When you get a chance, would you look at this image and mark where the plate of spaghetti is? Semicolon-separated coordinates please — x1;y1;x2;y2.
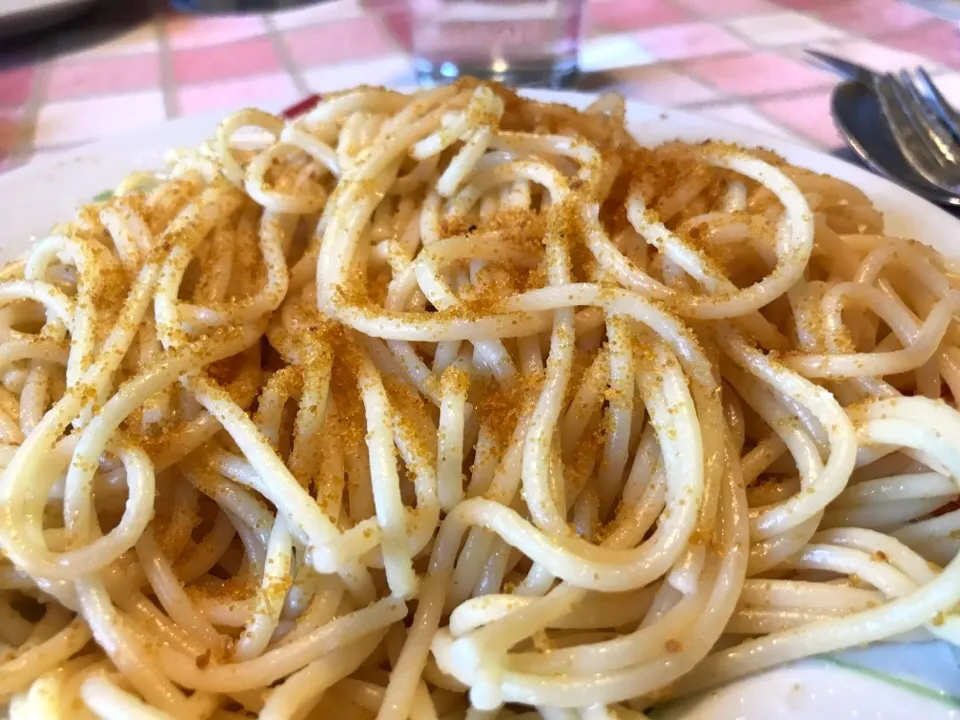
1;81;959;720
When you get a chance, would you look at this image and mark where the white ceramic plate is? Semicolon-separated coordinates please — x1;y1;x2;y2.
1;89;959;719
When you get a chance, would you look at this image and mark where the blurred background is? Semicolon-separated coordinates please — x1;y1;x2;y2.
1;0;960;172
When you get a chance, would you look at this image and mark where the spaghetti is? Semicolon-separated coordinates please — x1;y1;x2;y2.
0;80;959;719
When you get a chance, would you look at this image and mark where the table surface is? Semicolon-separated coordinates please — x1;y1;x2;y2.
1;0;959;173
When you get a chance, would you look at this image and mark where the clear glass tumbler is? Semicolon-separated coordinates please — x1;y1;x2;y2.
409;0;585;88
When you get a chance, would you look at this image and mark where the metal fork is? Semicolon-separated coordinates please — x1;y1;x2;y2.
875;68;960;193
806;49;960;197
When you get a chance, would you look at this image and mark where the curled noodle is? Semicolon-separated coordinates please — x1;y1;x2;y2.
1;80;959;719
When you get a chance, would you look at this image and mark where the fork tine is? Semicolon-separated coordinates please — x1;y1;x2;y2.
890;73;960;188
912;66;960;141
874;73;960;192
888;74;960;187
886;76;944;167
895;70;960;168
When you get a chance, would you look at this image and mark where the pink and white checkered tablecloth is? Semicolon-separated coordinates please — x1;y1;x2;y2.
1;0;959;173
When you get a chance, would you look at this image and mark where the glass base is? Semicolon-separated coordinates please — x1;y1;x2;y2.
413;57;580;89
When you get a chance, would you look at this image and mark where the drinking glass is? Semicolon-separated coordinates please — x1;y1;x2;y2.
408;0;585;88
